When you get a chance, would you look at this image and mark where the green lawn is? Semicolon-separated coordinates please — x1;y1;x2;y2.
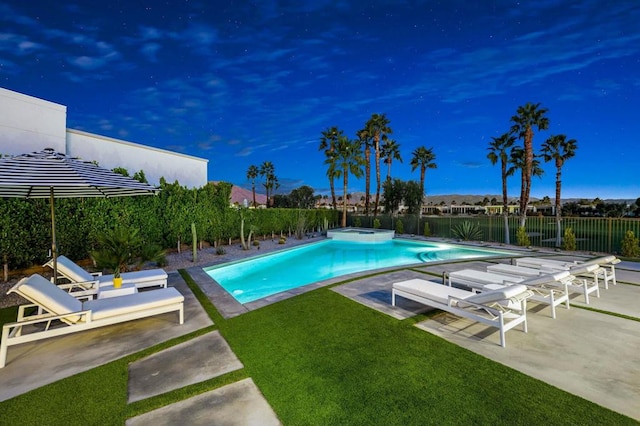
0;271;637;425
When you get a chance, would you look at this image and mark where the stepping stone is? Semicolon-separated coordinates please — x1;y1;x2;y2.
128;331;242;402
126;378;281;426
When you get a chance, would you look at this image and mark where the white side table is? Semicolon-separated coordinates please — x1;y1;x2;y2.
98;283;138;299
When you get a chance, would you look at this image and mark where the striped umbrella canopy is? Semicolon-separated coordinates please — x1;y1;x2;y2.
0;148;159;282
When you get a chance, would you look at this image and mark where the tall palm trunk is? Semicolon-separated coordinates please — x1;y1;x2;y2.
251;185;256;207
330;178;337;210
501;160;510;244
521;127;534;227
342;168;349;227
420;167;426;215
555;160;562;247
386;160;392;181
373;136;381;218
364;148;370;216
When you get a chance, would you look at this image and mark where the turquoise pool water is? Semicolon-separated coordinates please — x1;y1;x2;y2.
204;239;511;304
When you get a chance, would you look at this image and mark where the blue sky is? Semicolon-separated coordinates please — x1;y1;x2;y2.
1;1;639;200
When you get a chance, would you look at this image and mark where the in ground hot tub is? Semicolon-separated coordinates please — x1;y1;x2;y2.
327;227;395;242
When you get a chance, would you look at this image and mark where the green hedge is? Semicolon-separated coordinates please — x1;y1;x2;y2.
0;181;339;271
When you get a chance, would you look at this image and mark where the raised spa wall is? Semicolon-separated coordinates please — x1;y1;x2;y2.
327;227;395;242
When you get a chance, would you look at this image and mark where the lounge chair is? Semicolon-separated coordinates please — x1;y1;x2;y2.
514;256;619;289
445;269;571;319
0;274;183;368
44;255;168;298
391;279;532;347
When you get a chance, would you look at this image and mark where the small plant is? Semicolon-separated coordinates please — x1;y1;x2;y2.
562;227;577;251
452;221;482;241
278;237;286;244
621;230;640;257
423;221;431;237
216;247;226;255
373;218;381;229
353;216;362;227
252;240;260;247
395;219;404;234
516;226;531;247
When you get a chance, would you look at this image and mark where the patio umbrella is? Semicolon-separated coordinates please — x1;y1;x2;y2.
0;148;159;283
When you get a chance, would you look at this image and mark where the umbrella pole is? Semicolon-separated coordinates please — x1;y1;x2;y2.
50;188;58;285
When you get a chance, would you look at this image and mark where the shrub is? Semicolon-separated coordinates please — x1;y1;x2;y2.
278;237;286;244
452;221;482;241
562;227;577;251
621;230;640;257
395;219;404;234
516;227;530;247
215;247;226;255
252;240;260;247
353;216;362;227
423;221;431;237
373;218;381;229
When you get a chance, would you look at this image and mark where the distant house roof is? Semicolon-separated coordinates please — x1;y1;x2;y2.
210;181;267;206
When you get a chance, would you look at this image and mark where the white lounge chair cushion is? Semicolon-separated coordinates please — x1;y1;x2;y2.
449;270;517;285
46;255;95;282
462;284;528;309
393;279;471;305
583;255;618;266
97;269;168;287
519;270;571;286
12;274;83;323
567;263;599;275
83;288;183;321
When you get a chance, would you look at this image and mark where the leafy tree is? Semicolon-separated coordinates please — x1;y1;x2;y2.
246;165;259;207
410;146;437;216
382;179;405;216
133;170;148;183
288;186;316;209
330;135;364;227
403;180;423;215
541;134;578;247
364;113;392;217
319;127;343;210
510;102;549;227
381;138;402;181
487;132;516;244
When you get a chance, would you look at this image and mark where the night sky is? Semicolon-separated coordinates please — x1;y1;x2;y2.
2;1;639;199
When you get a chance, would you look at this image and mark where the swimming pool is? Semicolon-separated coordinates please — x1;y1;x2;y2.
204;239;512;304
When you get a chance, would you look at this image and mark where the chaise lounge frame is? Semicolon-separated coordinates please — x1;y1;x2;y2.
0;274;183;368
392;279;532;348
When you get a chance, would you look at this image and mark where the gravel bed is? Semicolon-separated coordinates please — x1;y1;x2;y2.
0;235;322;309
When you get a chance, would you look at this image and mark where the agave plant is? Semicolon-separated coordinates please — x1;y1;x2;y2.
451;221;483;241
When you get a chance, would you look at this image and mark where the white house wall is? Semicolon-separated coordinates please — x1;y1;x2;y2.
67;129;207;188
0;88;66;155
0;88;208;188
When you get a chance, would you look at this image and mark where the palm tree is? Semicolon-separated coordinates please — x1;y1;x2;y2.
246;165;259;207
510;102;549;227
319;127;343;210
355;128;372;216
364;113;392;217
410;146;437;216
381;138;402;181
259;161;278;207
541;134;578;247
507;147;544;221
330;135;364;227
487;133;516;244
